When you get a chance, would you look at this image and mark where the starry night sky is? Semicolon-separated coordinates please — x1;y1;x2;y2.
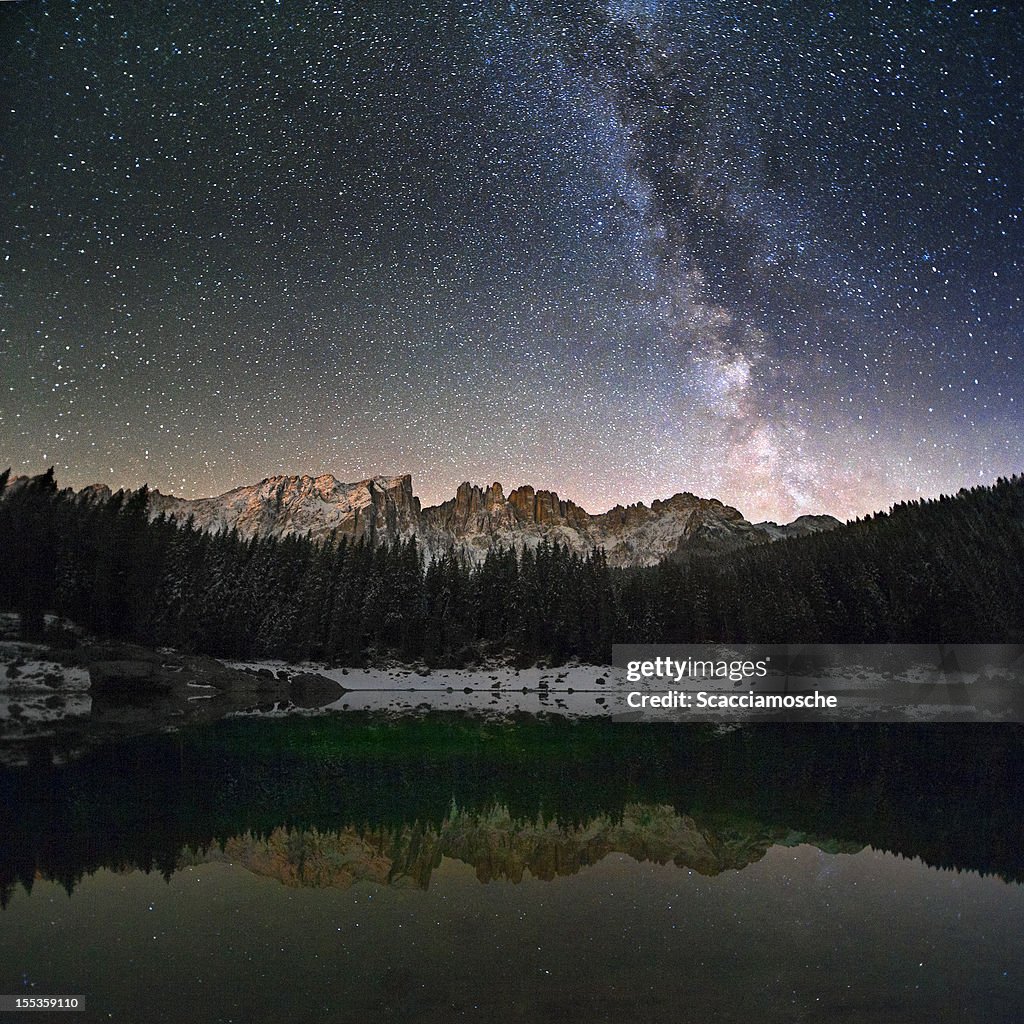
2;0;1021;522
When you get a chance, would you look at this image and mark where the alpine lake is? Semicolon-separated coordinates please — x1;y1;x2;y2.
1;661;1022;1023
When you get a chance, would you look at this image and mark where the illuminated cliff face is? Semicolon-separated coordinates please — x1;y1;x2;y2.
63;473;839;567
181;804;861;890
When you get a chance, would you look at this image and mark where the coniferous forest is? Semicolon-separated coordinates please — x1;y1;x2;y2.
1;468;1023;666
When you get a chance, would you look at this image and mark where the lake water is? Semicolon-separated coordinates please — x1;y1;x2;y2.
1;712;1022;1022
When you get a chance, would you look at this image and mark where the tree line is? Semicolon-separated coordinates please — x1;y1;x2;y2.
5;717;1024;905
1;467;1022;665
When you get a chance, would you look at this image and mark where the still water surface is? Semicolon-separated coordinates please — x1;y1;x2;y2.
1;714;1022;1022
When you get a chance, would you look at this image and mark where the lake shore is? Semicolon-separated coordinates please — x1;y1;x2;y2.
0;630;619;764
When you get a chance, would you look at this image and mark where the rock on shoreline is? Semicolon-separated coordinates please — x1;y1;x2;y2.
0;637;348;754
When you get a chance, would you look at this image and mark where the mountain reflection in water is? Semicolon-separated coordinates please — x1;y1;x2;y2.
2;714;1023;1024
2;714;1023;899
178;803;864;890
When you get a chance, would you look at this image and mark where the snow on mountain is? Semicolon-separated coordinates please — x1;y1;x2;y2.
148;473;420;541
90;473;839;567
5;470;840;566
752;514;847;541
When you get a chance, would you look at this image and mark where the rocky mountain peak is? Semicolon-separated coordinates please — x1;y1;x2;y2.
48;471;840;567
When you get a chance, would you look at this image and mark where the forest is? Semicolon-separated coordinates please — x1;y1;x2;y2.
2;468;1023;666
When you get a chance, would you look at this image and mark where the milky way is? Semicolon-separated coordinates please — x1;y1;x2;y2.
2;0;1021;521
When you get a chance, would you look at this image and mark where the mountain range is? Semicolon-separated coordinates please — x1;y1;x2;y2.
66;472;840;567
180;804;861;890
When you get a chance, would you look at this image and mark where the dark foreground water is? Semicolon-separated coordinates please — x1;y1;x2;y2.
1;715;1022;1022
